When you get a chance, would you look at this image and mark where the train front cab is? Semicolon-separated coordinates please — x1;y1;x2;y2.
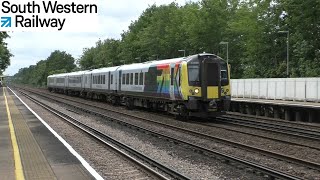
181;54;231;117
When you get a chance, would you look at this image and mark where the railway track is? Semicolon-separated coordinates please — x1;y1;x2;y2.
116;103;320;151
216;115;320;141
15;87;316;179
17;89;190;180
194;120;320;151
227;112;320;129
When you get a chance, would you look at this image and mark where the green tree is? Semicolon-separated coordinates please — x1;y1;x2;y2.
46;50;76;75
13;50;76;86
0;32;13;74
281;0;320;77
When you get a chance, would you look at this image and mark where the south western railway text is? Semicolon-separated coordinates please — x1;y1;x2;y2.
1;1;98;14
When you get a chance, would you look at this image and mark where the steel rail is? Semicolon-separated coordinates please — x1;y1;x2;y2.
217;116;320;141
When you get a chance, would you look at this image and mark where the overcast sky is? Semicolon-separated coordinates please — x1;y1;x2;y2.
4;0;198;76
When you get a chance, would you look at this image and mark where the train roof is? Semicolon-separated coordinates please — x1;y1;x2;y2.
48;73;68;78
47;53;223;78
48;70;89;78
84;66;120;74
118;57;186;71
65;70;90;76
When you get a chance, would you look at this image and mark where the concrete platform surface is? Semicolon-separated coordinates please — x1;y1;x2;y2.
0;87;96;180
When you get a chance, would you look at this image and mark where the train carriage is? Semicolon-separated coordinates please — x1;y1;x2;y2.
47;53;231;118
82;67;120;102
47;73;68;92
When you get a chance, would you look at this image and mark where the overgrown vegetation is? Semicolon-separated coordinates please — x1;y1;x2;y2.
13;0;320;86
0;32;12;75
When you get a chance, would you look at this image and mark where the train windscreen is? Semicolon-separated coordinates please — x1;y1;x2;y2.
221;62;229;86
188;60;200;86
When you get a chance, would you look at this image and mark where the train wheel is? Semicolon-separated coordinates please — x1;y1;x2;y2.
125;98;134;110
111;96;119;106
175;104;189;121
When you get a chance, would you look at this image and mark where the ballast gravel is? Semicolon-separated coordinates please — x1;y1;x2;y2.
15;93;159;180
15;89;264;180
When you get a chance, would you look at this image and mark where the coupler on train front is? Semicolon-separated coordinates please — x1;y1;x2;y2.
185;97;231;118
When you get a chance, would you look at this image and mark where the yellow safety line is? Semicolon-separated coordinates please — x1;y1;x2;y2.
3;87;25;180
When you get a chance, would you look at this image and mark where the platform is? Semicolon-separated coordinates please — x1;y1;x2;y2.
230;98;320;123
232;98;320;109
0;87;95;180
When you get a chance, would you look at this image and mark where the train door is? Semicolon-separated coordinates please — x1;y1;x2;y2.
118;70;122;91
85;74;89;89
176;64;181;100
169;63;175;100
81;74;85;89
65;75;68;90
90;74;93;89
201;58;221;100
108;72;111;91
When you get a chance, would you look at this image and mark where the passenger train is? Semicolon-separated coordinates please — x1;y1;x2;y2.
47;53;231;118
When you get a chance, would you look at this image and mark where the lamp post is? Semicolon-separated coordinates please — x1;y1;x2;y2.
219;41;229;65
278;30;289;77
178;50;186;57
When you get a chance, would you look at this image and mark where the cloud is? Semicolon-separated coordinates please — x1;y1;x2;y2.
4;0;198;76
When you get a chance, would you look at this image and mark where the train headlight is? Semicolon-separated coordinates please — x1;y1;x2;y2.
194;88;200;94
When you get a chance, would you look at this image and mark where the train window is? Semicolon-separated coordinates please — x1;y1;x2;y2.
188;60;200;86
207;63;219;86
135;73;138;85
58;78;65;83
130;73;133;85
122;74;125;84
139;72;143;85
104;75;106;84
111;75;113;84
126;74;129;85
221;62;229;86
171;68;174;86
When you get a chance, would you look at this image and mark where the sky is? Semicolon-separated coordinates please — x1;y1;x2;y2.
4;0;198;76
